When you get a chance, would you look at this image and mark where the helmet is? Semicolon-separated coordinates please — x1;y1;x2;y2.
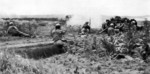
56;23;60;26
115;16;121;23
106;19;110;22
110;18;115;22
85;21;89;24
9;21;14;26
115;16;121;20
130;19;137;25
109;23;115;27
84;22;89;26
122;17;129;23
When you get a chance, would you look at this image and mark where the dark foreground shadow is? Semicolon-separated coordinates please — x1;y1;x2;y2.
15;44;67;60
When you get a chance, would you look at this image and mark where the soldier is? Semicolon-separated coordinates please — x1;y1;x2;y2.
110;18;115;23
81;22;91;35
130;19;137;31
107;22;115;36
115;16;121;23
6;21;30;37
122;18;130;32
114;17;121;33
101;19;110;33
51;23;65;42
106;19;111;27
136;25;144;31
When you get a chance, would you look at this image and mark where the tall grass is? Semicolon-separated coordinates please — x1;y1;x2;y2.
0;49;70;74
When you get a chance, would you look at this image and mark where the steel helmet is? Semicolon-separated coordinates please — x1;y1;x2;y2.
56;23;60;26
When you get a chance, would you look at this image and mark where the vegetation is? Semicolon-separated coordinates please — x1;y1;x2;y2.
0;17;149;74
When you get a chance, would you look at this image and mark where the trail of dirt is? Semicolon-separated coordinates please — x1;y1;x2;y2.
0;36;53;49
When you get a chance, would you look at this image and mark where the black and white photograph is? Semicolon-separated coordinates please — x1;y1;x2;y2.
0;0;149;74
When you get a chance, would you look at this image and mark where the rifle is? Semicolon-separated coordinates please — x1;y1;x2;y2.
99;28;108;34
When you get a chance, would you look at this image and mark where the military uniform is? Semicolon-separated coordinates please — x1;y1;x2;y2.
6;21;27;37
130;19;137;31
107;23;115;36
81;22;91;35
51;23;65;42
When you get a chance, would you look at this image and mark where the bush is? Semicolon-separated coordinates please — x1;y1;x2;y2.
101;36;116;56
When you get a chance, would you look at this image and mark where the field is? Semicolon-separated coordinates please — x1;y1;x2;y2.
0;18;150;74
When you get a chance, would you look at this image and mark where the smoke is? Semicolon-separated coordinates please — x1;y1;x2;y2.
67;15;89;26
67;14;102;28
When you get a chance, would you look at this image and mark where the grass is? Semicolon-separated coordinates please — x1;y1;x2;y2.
0;46;147;74
0;18;150;74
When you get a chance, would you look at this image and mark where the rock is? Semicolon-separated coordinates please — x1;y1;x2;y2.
121;59;128;62
55;40;64;44
125;55;134;61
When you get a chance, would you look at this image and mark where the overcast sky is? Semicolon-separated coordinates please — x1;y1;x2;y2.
0;0;149;28
0;0;149;16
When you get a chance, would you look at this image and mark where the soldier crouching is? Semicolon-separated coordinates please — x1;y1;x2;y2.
51;23;66;42
81;22;91;35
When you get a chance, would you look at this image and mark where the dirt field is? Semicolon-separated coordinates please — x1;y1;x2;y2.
0;19;150;74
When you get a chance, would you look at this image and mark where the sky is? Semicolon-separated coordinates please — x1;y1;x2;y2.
0;0;150;28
